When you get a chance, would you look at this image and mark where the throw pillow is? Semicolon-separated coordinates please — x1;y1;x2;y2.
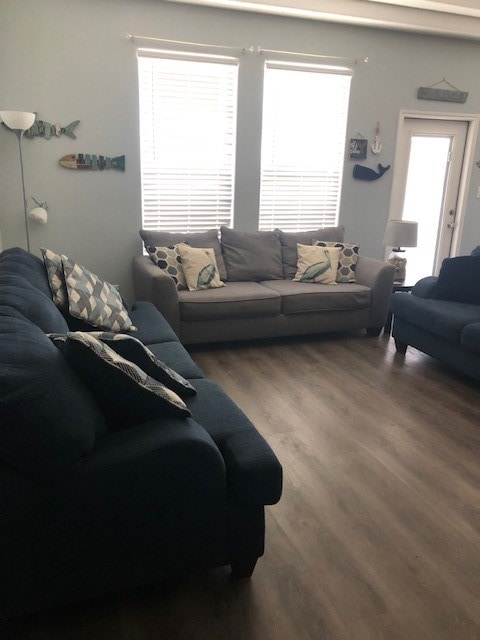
146;245;187;290
41;247;68;309
433;255;480;305
220;227;284;281
312;240;359;283
50;332;190;429
176;243;225;292
293;244;340;284
139;229;227;281
275;226;345;280
62;256;136;332
87;331;196;397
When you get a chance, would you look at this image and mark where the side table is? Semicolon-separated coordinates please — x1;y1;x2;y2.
384;281;415;335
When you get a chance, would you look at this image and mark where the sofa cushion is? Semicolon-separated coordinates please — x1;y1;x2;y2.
51;332;191;430
146;245;187;290
276;226;345;279
461;323;480;354
312;240;359;283
147;340;205;379
129;301;179;345
261;280;371;314
220;227;283;281
139;229;227;281
391;293;480;344
87;331;197;397
433;255;480;305
0;274;69;334
178;282;281;321
293;244;340;284
62;256;136;333
0;247;52;299
177;244;225;291
0;311;106;476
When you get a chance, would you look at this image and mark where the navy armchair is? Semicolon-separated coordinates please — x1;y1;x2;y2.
391;250;480;381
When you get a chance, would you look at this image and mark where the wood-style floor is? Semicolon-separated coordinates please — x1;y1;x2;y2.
4;331;480;640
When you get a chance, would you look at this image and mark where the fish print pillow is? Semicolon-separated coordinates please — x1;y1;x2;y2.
312;240;359;283
293;244;340;284
176;243;225;292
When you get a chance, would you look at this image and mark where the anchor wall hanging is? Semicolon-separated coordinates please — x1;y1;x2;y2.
371;121;382;155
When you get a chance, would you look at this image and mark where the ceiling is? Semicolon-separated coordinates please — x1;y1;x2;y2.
163;0;480;41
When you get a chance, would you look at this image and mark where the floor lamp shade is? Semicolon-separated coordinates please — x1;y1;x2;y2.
0;111;35;131
383;219;418;282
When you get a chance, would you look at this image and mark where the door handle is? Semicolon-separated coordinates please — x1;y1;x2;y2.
447;222;456;229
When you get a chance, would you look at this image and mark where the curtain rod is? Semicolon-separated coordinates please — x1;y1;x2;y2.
127;34;368;63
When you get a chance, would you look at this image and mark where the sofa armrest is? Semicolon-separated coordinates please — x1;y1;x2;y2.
69;417;227;526
132;255;180;336
355;255;395;328
412;276;438;299
223;429;283;508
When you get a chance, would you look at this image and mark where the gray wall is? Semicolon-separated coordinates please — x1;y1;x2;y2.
2;0;480;301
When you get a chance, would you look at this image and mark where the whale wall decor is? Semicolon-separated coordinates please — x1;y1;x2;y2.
353;163;390;181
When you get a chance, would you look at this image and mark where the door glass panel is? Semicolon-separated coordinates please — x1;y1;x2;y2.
402;135;451;282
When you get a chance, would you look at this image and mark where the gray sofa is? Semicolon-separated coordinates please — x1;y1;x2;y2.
133;226;395;345
391;252;480;381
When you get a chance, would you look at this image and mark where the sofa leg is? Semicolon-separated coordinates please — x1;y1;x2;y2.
231;556;258;579
394;339;407;354
366;327;382;337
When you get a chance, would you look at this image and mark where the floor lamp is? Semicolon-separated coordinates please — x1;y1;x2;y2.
0;111;36;252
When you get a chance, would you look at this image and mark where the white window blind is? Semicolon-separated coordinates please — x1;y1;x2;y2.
138;50;238;233
259;62;352;232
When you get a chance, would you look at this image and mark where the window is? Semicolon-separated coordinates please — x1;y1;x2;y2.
259;62;351;231
138;50;238;233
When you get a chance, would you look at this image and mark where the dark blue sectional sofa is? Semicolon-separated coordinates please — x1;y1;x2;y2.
391;252;480;381
0;247;282;618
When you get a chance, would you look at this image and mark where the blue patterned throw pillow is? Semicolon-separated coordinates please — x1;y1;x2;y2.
49;332;190;429
88;331;196;397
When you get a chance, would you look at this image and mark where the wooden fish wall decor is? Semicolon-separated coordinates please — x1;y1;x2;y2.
25;119;80;140
59;154;125;172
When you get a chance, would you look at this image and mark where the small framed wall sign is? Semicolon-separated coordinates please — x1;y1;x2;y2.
349;137;368;160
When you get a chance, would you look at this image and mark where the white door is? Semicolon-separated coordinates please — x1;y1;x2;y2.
389;117;469;282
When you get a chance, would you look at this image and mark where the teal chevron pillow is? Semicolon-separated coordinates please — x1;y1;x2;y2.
50;332;190;429
293;244;340;284
41;248;68;309
62;256;136;332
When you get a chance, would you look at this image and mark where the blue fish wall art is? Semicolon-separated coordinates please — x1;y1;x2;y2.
25;119;80;140
59;154;125;172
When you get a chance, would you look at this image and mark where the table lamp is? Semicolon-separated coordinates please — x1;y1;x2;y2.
383;219;418;282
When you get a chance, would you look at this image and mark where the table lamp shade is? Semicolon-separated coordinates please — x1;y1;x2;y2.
383;220;418;249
